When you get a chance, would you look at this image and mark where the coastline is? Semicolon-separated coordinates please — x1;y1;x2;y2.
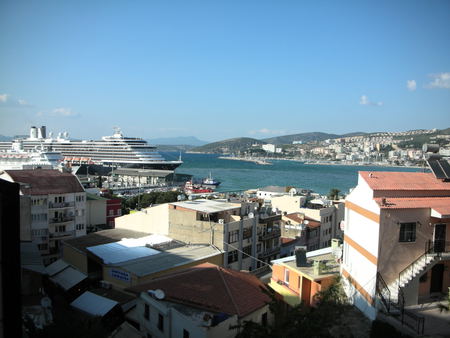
216;155;424;169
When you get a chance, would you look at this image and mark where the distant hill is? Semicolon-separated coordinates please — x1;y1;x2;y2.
147;136;208;146
262;131;369;144
191;137;266;153
0;135;12;142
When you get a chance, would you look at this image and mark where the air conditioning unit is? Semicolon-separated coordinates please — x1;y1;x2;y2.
100;280;112;289
218;219;224;224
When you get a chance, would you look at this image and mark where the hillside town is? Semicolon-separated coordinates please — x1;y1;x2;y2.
2;141;450;337
212;128;450;167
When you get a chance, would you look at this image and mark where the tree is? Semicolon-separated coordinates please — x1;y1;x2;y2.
328;188;340;200
235;276;354;338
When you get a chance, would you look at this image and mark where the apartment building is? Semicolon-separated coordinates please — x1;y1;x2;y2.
342;171;450;321
128;263;272;338
0;169;86;265
115;199;282;271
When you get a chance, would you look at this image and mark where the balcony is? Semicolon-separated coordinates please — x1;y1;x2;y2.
258;247;280;259
49;230;76;239
49;216;75;224
258;227;281;241
48;201;74;209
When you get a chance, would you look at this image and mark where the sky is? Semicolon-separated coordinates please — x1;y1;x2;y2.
1;0;449;142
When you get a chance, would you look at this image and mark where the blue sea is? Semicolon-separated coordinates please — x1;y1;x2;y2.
163;152;422;195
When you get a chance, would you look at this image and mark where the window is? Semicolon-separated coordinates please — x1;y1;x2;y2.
284;268;290;285
109;209;114;216
37;244;48;251
257;243;262;252
228;250;238;263
262;312;268;326
399;222;416;242
158;314;164;332
183;329;190;338
228;230;239;243
144;304;149;320
243;227;252;239
243;245;252;257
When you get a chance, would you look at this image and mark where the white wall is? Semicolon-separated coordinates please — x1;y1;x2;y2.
115;203;169;235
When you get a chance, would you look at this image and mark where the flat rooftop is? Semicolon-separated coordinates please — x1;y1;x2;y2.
63;229;151;254
170;199;241;213
113;244;222;277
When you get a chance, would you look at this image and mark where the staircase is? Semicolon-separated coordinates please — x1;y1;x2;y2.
388;252;436;303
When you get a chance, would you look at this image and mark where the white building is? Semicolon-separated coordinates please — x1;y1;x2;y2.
342;171;450;321
128;263;273;338
0;169;86;265
262;144;276;153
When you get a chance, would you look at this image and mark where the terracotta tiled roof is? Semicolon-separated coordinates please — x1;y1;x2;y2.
280;237;296;245
127;263;270;317
375;197;450;217
285;213;303;223
4;169;84;195
360;171;450;191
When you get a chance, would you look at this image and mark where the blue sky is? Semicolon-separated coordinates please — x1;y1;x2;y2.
1;0;449;142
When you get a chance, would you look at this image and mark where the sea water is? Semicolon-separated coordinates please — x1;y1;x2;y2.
163;153;421;195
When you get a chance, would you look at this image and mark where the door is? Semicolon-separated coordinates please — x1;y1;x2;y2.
430;264;444;293
434;224;446;253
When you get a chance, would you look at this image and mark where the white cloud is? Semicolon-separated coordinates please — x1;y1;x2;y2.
18;99;28;105
0;94;9;102
359;95;383;106
407;80;417;91
249;128;286;135
52;107;79;117
427;72;450;89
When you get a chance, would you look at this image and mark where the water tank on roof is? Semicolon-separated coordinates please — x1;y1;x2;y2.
422;143;439;153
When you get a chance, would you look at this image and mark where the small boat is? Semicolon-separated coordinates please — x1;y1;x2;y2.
184;180;214;194
202;172;221;188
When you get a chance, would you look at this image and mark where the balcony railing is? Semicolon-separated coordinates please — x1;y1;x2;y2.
258;247;280;259
49;216;75;224
49;230;76;239
258;228;281;241
48;201;74;209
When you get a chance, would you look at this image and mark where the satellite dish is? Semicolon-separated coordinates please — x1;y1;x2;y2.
304;220;309;225
154;289;165;300
40;296;52;308
248;212;254;218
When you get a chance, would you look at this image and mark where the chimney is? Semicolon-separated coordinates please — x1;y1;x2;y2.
295;246;307;267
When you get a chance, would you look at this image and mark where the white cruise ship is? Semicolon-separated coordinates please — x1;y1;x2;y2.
0;140;62;171
0;126;183;174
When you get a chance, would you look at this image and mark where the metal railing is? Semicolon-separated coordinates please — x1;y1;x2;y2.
49;230;76;239
49;216;75;224
48;201;74;208
258;247;280;259
258;228;281;241
376;272;391;312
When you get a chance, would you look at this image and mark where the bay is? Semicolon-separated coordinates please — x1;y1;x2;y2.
163;153;422;195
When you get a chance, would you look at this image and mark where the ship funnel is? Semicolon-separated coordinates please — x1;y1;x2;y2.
38;126;46;139
30;126;38;139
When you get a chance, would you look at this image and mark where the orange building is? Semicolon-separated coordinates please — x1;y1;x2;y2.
268;247;340;306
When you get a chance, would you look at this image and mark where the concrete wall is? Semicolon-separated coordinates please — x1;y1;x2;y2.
86;199;106;226
377;208;434;285
115;203;169;235
63;245;88;274
271;195;306;214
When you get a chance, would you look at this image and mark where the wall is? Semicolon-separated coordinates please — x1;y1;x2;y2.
271;195;306;214
377;208;434;285
86;198;106;227
115;203;169;235
20;196;31;241
63;245;88;274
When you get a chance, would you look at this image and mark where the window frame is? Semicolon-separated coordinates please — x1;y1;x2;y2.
399;222;416;243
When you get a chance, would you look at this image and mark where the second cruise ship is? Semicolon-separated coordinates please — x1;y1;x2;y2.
0;126;183;174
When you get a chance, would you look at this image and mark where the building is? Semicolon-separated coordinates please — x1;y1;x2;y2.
63;229;222;289
128;263;273;338
342;171;450;321
115;199;282;271
269;247;340;307
281;213;322;251
107;198;122;228
0;169;86;265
